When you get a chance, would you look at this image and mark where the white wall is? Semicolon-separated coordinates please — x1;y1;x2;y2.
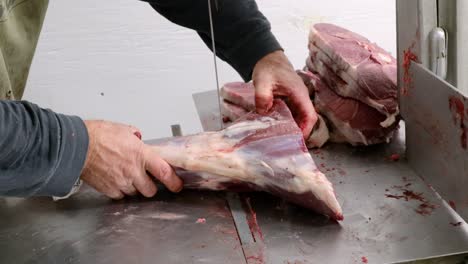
24;0;396;139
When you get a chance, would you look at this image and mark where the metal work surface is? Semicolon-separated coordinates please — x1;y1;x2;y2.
396;0;468;221
0;187;244;264
1;90;467;264
194;90;468;263
402;63;468;221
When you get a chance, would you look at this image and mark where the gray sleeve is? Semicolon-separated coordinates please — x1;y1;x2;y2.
0;100;89;197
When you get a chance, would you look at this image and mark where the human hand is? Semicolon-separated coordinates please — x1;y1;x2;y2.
80;120;183;199
252;50;318;138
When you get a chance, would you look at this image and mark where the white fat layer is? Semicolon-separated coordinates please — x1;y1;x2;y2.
379;113;397;128
184;171;234;190
306;115;330;148
271;156;342;213
223;117;275;138
309;29;360;81
377;53;393;63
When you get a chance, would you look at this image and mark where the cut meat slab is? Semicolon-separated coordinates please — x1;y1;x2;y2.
309;23;398;127
296;69;317;97
151;99;343;220
302;70;398;146
307;48;397;128
220;82;256;111
220;80;329;148
221;100;248;122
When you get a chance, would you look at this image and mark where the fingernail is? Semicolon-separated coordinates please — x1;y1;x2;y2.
174;180;184;193
134;131;142;140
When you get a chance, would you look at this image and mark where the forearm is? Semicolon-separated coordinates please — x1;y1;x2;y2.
144;0;283;81
0;100;88;197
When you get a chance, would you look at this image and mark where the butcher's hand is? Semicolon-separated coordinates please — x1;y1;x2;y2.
80;120;183;199
252;50;318;139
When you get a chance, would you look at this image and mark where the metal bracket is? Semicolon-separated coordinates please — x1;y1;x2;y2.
429;27;448;79
171;124;182;137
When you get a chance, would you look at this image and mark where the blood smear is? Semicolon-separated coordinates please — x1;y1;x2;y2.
196;218;206;224
390;154;400;161
449;97;467;149
402;49;418;96
449;200;457;211
361;256;368;263
222;116;230;123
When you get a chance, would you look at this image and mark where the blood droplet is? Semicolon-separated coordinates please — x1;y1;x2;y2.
390;154;400;161
449;200;457;211
134;131;142;140
196;218;206;224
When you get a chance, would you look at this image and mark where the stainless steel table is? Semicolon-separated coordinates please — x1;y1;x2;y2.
1;90;468;264
0;188;244;264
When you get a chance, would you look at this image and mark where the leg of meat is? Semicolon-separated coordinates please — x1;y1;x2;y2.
151;99;343;220
308;23;398;126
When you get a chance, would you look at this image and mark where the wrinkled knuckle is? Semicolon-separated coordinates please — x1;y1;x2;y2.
116;176;132;190
135;143;146;162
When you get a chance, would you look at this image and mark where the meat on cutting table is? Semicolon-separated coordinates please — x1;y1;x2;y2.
220;23;399;147
151;99;343;221
309;23;398;127
302;69;398;145
220;82;330;148
221;100;248;122
220;82;256;111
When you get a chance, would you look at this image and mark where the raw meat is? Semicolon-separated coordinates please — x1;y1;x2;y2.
221;100;248;122
309;23;398;127
151;99;343;220
302;69;397;145
305;114;330;148
220;81;329;148
220;82;256;111
296;69;317;96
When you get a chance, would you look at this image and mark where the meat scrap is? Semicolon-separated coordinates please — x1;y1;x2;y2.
151;99;343;220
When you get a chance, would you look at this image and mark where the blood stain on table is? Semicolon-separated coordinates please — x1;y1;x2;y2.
196;218;206;224
385;185;438;216
449;96;467;149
